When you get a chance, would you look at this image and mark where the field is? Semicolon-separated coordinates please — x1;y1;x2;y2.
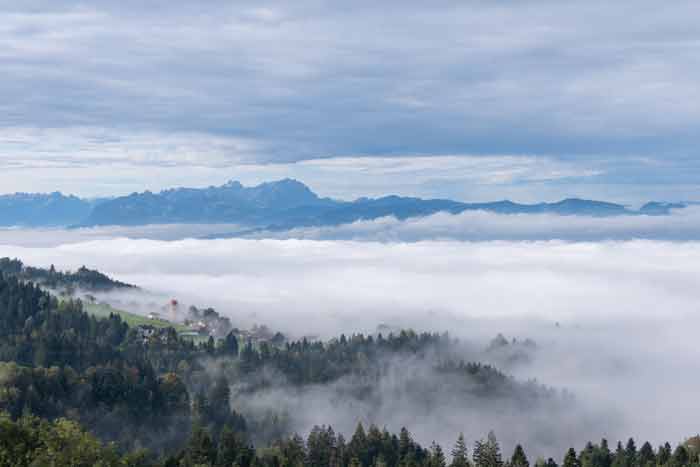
83;301;190;333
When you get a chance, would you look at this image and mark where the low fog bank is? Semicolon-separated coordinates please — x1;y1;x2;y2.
1;237;699;453
3;207;700;246
222;348;619;459
243;206;700;242
0;223;246;247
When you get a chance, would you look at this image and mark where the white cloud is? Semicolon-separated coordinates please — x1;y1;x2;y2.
0;131;606;199
244;206;700;241
297;155;602;184
0;126;262;168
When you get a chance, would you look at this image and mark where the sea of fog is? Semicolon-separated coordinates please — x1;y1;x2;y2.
1;227;699;455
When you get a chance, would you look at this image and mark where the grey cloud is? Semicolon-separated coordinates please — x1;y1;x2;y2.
1;0;700;163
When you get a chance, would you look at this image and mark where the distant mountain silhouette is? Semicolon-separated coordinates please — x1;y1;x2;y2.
0;179;689;228
0;192;99;227
638;201;687;215
83;178;337;226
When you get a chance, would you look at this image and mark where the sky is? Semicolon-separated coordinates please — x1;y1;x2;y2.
1;1;699;203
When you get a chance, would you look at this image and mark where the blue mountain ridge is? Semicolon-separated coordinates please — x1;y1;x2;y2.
0;179;690;228
0;192;103;227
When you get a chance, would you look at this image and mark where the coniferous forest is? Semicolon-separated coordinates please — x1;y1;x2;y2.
0;260;698;467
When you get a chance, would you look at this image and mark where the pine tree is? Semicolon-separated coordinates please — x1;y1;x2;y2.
658;443;672;466
282;433;306;467
192;391;210;423
474;440;485;467
474;432;502;467
511;445;529;467
671;446;689;467
209;374;231;417
598;439;612;467
612;442;626;467
400;427;413;461
349;422;368;466
217;426;245;466
431;442;447;467
184;424;215;466
579;442;595;467
563;448;580;467
638;442;655;467
375;455;389;467
487;431;503;467
625;439;637;467
452;434;470;467
223;331;239;356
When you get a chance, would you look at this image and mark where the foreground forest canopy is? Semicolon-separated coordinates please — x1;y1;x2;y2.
0;261;698;467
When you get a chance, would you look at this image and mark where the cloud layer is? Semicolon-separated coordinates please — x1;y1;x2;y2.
1;1;700;200
3;206;700;245
3;1;700;157
243;206;700;241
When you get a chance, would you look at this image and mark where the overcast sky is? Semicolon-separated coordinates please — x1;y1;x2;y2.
1;1;699;202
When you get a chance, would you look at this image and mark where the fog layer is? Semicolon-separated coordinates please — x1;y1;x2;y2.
242;206;700;242
4;207;700;246
1;236;698;453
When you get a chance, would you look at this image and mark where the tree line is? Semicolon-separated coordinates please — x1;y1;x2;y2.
2;414;699;467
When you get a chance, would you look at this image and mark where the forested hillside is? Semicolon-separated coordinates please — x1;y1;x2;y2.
0;268;698;467
0;257;134;292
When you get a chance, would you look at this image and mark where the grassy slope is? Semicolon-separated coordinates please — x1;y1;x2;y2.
83;302;190;333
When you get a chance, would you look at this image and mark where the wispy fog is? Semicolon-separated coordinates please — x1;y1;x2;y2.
242;206;700;242
3;207;700;246
1;235;699;454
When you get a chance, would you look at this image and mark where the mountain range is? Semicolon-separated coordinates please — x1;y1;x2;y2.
0;179;690;229
0;192;102;227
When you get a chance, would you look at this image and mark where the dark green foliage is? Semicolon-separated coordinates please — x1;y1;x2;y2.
451;434;470;467
223;330;239;356
0;273;243;453
0;270;698;467
580;440;612;467
430;442;447;467
162;428;700;467
0;412;139;467
672;446;690;467
0;274;128;370
510;445;529;467
0;257;134;292
473;432;503;467
639;441;655;467
563;448;580;467
659;443;673;466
